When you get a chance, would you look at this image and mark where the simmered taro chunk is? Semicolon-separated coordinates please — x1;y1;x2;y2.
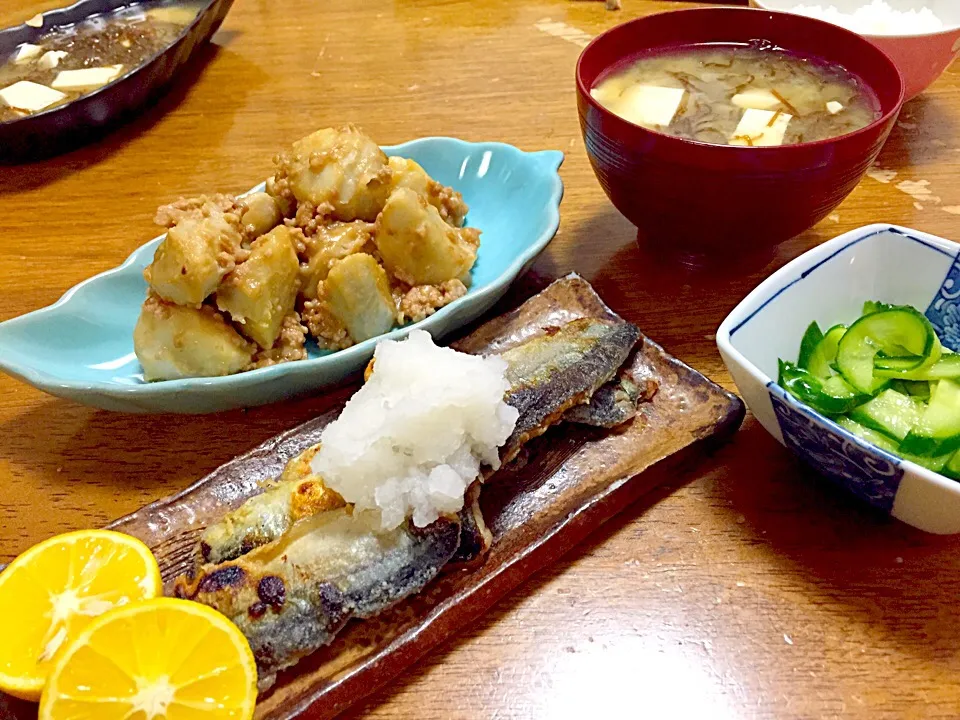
216;226;301;349
324;253;397;344
143;212;242;306
239;192;283;241
299;221;373;300
134;295;254;381
374;187;479;286
273;125;392;222
387;156;469;227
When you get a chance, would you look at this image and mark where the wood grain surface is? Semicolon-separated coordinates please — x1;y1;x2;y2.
1;1;959;718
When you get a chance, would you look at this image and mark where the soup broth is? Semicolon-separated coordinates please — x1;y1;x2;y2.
0;0;203;122
591;43;881;146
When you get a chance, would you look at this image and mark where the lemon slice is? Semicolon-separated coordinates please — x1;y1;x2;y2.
40;597;258;720
0;529;162;701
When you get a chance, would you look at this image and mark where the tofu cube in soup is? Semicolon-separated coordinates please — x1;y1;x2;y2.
299;221;373;300
134;296;254;381
325;253;397;344
216;226;301;349
279;126;391;222
375;187;480;285
144;214;242;306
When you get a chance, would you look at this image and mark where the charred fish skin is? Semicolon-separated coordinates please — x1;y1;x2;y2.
176;510;461;686
499;318;641;462
199;444;344;566
448;320;641;567
448;481;492;569
343;517;462;616
176;563;351;689
199;486;294;564
564;372;658;429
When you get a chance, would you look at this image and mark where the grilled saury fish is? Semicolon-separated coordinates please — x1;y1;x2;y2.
175;316;645;686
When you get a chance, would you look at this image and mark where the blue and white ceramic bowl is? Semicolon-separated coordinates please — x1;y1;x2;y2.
0;138;564;414
717;224;960;534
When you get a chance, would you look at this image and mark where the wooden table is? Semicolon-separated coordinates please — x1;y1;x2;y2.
2;0;960;717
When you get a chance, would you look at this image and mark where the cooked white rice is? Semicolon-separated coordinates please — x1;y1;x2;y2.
311;329;519;530
788;1;945;35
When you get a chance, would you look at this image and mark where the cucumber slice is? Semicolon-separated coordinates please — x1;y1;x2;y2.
836;416;899;453
876;352;960;381
848;389;924;442
821;374;864;402
797;322;824;371
900;379;960;456
906;452;951;472
890;379;932;400
778;361;865;416
875;355;925;371
863;300;895;316
836;308;941;393
805;325;846;379
838;417;950;470
943;451;960;480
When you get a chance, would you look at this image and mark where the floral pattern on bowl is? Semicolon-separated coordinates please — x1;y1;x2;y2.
718;224;960;534
769;383;903;511
0;138;564;413
924;252;960;349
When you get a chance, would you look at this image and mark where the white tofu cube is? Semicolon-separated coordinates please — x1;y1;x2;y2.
51;65;124;91
146;6;198;24
0;80;67;112
731;88;781;111
613;85;686;128
13;43;42;63
38;50;68;69
729;108;793;147
590;84;621;107
826;101;844;115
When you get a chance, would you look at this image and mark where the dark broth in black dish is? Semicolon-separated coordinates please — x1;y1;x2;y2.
0;1;203;122
0;0;233;163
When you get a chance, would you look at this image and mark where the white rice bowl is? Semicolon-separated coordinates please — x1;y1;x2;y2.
787;0;945;35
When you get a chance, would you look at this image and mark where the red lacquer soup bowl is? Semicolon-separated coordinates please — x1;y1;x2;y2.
576;8;904;255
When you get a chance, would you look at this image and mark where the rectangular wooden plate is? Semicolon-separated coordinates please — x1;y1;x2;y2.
0;275;744;720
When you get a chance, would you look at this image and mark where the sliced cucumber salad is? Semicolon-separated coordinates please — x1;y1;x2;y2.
778;301;960;478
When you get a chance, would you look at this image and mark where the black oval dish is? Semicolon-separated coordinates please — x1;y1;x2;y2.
0;0;233;163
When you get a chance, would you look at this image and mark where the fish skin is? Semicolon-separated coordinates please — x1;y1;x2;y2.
199;444;344;565
448;480;492;569
173;315;642;685
197;317;640;572
175;509;461;687
498;318;641;463
564;371;658;429
448;318;641;566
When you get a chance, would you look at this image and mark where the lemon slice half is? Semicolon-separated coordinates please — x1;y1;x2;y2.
40;597;258;720
0;529;162;700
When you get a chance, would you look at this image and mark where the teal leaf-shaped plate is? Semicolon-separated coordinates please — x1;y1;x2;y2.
0;139;564;413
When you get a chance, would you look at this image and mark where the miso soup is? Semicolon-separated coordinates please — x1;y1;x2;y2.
591;43;881;146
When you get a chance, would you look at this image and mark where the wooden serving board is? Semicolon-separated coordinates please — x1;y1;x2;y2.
0;275;743;720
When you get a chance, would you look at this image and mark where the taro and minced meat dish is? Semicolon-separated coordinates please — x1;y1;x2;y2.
590;42;881;146
133;125;481;381
0;1;201;122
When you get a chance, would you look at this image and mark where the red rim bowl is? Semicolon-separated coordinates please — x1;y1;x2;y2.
575;7;905;255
